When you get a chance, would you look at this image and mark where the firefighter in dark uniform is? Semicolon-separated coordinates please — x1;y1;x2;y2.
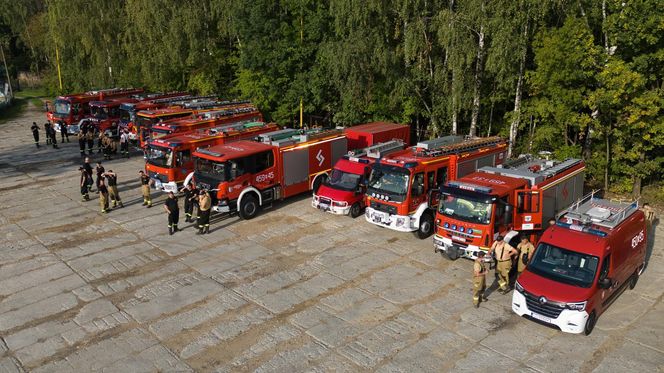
44;122;51;145
180;184;196;222
86;129;95;155
83;157;94;192
95;162;105;193
197;190;211;234
59;121;69;142
78;131;86;156
164;192;180;235
48;123;58;149
104;170;123;208
489;235;518;294
473;251;488;308
98;177;110;213
139;171;152;207
31;122;40;148
79;167;91;201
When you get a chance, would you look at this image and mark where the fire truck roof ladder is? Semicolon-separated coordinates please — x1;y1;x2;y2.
259;128;342;147
556;191;639;230
349;140;405;158
208;121;259;134
416;136;505;157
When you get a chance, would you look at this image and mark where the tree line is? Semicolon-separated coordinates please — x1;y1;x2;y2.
1;0;662;196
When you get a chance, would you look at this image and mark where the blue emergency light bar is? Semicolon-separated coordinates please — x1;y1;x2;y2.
555;221;608;237
447;181;493;194
195;147;223;157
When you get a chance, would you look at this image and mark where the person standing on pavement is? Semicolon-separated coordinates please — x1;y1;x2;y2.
59;121;69;143
120;129;129;158
98;177;110;213
48;123;59;149
642;203;656;229
44;122;51;145
103;170;123;208
516;235;535;276
180;184;196;222
95;162;105;193
31;122;40;148
79;166;92;201
86;130;95;155
83;157;94;192
197;190;211;234
138;171;152;207
164;191;180;235
489;235;518;294
473;251;488;308
78;131;86;156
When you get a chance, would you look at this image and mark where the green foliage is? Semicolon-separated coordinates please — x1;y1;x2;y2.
1;0;662;193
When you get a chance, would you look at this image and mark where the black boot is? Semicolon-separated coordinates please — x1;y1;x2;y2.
173;225;179;233
169;227;173;235
197;227;203;235
205;226;210;234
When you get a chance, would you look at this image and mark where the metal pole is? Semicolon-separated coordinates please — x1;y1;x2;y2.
299;7;304;129
0;45;13;99
55;46;63;91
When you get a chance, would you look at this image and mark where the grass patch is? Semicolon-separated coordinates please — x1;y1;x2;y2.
0;86;48;124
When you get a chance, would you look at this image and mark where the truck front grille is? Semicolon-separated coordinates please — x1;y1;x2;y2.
523;290;564;319
370;200;397;215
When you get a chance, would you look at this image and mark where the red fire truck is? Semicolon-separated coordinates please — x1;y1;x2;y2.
117;92;193;128
135;100;250;147
150;106;260;140
47;88;144;126
433;155;585;260
190;128;349;220
364;136;509;238
312;140;406;217
513;193;646;335
145;121;278;193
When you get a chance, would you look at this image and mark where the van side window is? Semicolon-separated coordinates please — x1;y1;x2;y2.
599;255;611;280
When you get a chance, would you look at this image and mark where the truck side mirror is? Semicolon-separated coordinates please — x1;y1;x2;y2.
598;277;612;289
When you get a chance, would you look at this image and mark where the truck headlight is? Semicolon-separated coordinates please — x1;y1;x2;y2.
333;201;347;207
565;301;587;311
514;281;524;294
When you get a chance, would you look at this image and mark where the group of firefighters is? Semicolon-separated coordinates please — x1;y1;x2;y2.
31;121;68;149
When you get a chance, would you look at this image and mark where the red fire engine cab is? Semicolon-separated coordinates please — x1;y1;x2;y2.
433;155;585;260
47;87;144;126
145;121;278;193
190;128;348;220
513;193;647;335
365;136;508;239
312;140;406;217
149;105;261;140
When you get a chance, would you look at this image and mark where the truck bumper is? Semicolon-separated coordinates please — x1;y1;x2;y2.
433;235;488;260
364;207;417;232
152;179;178;193
511;291;589;334
311;196;350;215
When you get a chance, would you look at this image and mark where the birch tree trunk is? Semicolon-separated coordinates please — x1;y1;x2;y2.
508;21;528;158
469;23;484;137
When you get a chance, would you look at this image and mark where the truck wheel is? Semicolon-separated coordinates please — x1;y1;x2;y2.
349;202;362;218
239;195;259;220
584;312;596;336
416;213;434;239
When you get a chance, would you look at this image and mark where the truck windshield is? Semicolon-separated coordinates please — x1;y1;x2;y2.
527;243;599;288
90;106;109;119
195;158;226;181
146;145;173;168
439;194;492;224
367;164;410;202
54;99;70;116
327;169;362;191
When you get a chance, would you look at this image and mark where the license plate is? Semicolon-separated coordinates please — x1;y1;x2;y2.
530;312;552;323
451;235;465;242
319;203;329;210
154;180;162;189
372;212;386;222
